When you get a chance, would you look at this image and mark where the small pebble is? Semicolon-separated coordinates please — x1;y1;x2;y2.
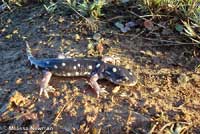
93;33;101;41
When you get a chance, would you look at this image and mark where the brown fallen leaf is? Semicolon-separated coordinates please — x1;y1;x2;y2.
91;127;101;134
9;91;27;107
144;20;154;30
0;91;28;116
96;40;104;55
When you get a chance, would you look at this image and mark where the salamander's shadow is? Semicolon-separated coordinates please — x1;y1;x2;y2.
49;76;115;98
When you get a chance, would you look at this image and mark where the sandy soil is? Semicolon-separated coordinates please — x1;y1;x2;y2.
0;4;200;134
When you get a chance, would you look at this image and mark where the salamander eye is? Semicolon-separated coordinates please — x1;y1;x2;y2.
119;75;129;81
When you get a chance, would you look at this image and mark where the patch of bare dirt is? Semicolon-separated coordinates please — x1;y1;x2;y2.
0;4;200;134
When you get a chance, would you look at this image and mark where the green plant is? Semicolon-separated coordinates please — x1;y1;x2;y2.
66;0;106;19
182;20;200;44
79;0;106;18
43;1;57;14
140;0;200;44
4;0;55;6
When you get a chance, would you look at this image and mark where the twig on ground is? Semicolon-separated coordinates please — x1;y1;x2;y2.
128;10;166;29
139;14;172;18
106;15;131;22
142;37;200;46
42;98;76;134
131;30;145;39
104;31;199;46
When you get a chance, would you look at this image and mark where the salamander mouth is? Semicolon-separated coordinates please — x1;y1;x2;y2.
113;78;137;86
122;79;138;86
128;81;137;86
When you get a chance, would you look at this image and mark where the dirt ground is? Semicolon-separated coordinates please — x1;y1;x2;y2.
0;4;200;134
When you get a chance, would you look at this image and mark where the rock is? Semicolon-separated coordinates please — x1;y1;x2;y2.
93;33;101;41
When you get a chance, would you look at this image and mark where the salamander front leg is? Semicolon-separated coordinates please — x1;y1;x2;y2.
40;71;53;98
89;74;108;97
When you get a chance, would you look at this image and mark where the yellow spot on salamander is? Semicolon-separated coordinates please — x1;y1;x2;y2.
62;63;66;66
112;67;117;72
88;65;92;69
75;72;79;76
96;63;100;68
54;65;58;69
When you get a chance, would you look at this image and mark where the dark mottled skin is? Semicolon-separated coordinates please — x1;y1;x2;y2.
29;57;102;76
26;42;137;97
29;56;137;86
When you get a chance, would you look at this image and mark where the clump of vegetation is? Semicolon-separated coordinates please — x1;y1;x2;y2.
4;0;48;6
4;0;107;18
65;0;106;19
2;0;107;32
141;0;200;24
140;0;200;44
2;0;199;44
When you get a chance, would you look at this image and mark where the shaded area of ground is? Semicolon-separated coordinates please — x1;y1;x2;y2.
0;4;200;134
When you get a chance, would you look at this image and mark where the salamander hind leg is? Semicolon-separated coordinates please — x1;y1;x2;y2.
89;74;108;97
40;71;55;98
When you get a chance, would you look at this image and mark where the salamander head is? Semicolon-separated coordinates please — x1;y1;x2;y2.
103;65;137;86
